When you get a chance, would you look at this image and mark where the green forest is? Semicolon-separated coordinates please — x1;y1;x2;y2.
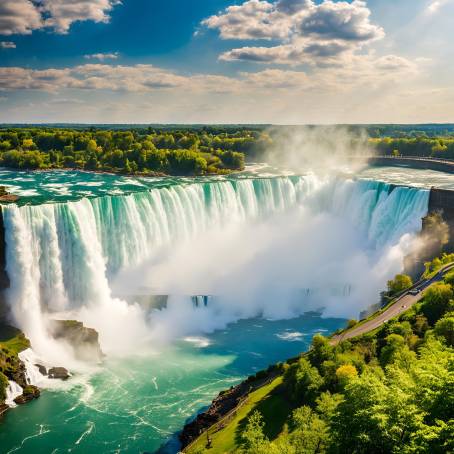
0;126;453;176
232;267;454;454
0;127;254;175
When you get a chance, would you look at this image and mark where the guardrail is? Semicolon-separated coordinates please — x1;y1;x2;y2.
370;155;454;164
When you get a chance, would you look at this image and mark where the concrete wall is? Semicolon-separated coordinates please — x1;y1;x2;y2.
369;156;454;174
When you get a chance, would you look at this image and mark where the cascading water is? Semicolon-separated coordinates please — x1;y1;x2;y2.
2;175;430;358
5;381;23;407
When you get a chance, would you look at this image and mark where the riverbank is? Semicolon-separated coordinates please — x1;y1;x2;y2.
0;319;104;419
182;262;454;453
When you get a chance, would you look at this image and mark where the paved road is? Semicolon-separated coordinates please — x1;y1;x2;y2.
331;263;454;344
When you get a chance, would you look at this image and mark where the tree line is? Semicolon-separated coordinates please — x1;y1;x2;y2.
0;128;255;175
0;127;453;175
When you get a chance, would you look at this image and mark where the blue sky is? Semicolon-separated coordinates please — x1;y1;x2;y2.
0;0;453;123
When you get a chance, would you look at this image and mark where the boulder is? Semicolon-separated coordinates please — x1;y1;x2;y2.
35;364;47;376
48;367;70;380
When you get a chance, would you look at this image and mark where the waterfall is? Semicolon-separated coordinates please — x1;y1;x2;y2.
18;349;47;386
1;176;430;356
5;381;23;407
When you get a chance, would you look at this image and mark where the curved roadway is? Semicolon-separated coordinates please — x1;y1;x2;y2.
332;263;454;344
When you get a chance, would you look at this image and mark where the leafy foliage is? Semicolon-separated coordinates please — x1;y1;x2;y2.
235;266;454;454
0;127;253;175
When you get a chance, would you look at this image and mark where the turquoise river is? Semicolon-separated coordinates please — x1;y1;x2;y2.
0;164;446;453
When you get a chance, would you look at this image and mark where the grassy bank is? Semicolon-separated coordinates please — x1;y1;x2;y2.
0;324;30;404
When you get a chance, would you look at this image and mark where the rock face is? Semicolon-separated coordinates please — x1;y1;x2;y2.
48;367;70;380
13;385;40;404
50;320;104;362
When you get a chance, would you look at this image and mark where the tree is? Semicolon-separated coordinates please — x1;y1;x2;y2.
421;283;454;324
308;334;334;369
241;411;269;453
335;364;358;387
289;406;329;453
380;334;406;367
284;357;323;404
86;139;98;154
434;314;454;346
387;274;413;296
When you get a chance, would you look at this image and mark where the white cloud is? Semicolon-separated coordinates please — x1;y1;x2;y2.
0;55;419;97
0;41;17;49
84;52;119;61
202;0;293;40
426;0;451;13
203;0;384;65
0;0;120;35
0;64;242;93
0;0;42;35
41;0;121;34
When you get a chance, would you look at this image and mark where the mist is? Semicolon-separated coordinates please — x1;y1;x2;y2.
2;127;428;368
256;125;374;175
113;188;421;346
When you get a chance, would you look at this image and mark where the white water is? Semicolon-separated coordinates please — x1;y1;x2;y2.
5;381;23;407
2;175;430;360
18;348;48;386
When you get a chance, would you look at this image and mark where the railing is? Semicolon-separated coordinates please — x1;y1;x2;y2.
370;155;454;165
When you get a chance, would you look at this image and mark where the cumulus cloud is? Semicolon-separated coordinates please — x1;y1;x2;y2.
202;0;292;40
0;41;17;49
0;64;242;93
0;0;120;35
41;0;121;34
0;0;42;35
0;55;418;97
84;52;119;61
203;0;384;65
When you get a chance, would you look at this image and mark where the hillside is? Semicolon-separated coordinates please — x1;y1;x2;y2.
186;266;454;453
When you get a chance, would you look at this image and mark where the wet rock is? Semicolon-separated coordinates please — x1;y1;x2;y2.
0;403;9;416
48;367;70;380
35;363;47;376
13;385;40;404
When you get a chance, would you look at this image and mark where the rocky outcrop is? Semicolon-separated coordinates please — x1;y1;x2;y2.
13;385;40;404
0;402;8;416
50;320;104;363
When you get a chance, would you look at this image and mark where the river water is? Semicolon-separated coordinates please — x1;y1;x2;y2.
0;164;445;453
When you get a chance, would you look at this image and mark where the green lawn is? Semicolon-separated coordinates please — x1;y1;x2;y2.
0;324;30;354
187;377;292;454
